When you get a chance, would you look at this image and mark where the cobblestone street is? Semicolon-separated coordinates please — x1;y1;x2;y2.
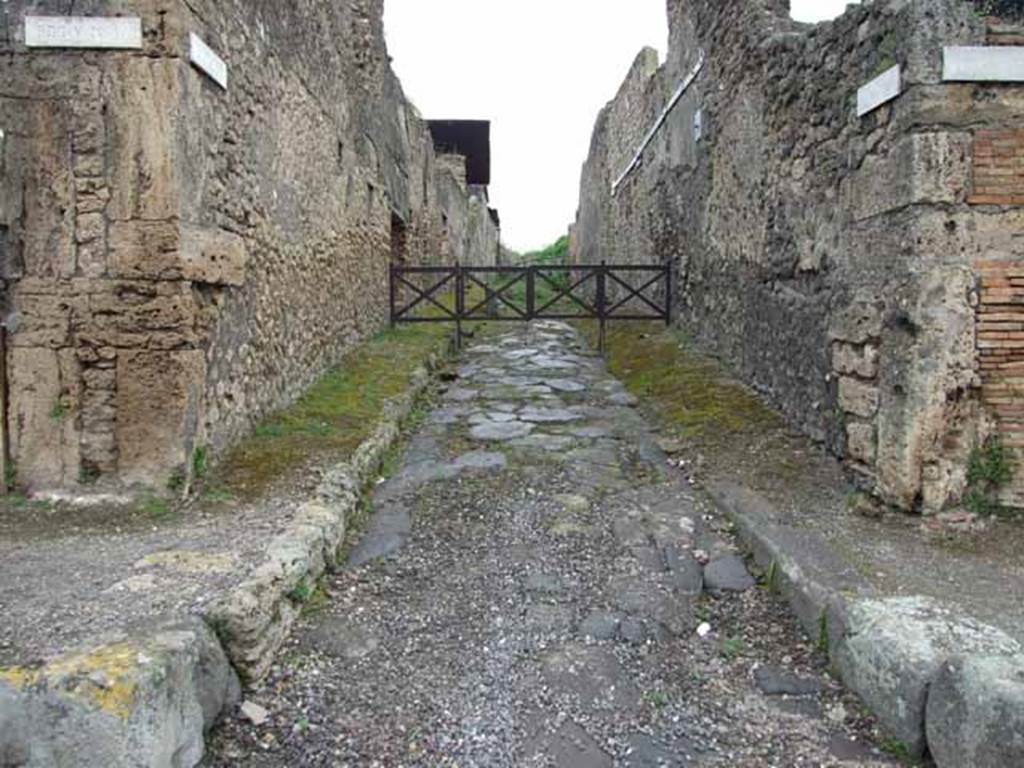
206;323;897;767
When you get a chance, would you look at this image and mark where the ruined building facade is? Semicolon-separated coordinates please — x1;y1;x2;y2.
575;0;1024;511
0;0;499;492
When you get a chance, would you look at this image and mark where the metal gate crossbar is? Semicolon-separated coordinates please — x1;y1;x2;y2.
392;271;457;320
606;270;666;317
389;261;672;352
533;269;598;317
463;271;530;319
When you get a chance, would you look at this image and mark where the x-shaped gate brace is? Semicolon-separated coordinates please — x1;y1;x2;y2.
389;261;672;352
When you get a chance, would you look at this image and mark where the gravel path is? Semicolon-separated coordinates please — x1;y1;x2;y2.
205;322;899;767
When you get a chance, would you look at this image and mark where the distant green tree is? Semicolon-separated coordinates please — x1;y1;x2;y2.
525;235;570;266
972;0;1024;19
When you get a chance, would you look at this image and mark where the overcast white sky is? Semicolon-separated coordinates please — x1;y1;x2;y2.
385;1;859;253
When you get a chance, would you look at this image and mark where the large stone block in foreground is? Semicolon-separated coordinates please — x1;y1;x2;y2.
926;653;1024;768
0;619;239;768
834;596;1021;759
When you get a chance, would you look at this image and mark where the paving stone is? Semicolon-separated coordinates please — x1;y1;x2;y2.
526;572;567;594
619;616;646;644
608;391;639;406
429;407;467;425
754;665;823;696
545;379;587;393
663;544;704;595
624;734;689;767
444;387;479;402
554;494;591;513
503;348;539;360
541;644;641;710
300;618;380;660
519;406;584;424
468;411;519;425
526;604;573;635
827;734;885;762
530;355;578;369
348;502;411;566
509;433;576;452
453;451;507;472
703;555;756;593
469;420;535;442
526;721;612;768
606;574;694;637
579;611;623;640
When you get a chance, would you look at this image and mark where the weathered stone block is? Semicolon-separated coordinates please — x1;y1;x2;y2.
180;226;247;286
834;597;1021;759
7;346;80;489
846;422;877;465
75;212;104;245
829;301;883;345
107;220;181;280
838;377;879;419
9;289;76;348
833;343;879;379
843;132;970;222
82;282;201;349
116;349;205;486
106;58;183;222
926;654;1024;768
0;619;239;768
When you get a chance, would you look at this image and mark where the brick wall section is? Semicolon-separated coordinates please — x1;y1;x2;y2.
970;130;1024;205
976;259;1024;502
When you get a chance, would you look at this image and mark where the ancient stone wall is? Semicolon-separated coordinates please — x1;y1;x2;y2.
0;0;499;492
575;0;1024;511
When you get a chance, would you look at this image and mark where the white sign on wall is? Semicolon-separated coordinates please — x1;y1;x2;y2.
25;16;143;49
189;32;228;90
857;65;902;117
943;46;1024;82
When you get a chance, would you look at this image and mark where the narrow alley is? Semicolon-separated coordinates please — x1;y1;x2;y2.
207;323;895;767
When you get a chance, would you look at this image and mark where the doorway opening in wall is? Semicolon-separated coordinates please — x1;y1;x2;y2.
390;212;409;267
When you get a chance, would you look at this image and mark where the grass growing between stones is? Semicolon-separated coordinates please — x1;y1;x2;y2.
208;323;454;500
578;322;779;449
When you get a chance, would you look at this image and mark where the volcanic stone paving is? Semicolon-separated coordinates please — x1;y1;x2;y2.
206;322;897;767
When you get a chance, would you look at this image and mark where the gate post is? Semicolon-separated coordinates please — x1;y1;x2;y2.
388;263;397;328
526;266;535;321
597;260;607;355
455;260;464;351
664;259;673;327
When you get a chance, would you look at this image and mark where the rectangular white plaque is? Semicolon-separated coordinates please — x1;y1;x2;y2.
189;32;227;90
25;16;142;49
857;65;901;117
943;46;1024;82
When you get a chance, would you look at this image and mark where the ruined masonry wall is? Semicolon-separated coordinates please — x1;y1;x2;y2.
0;0;499;491
575;0;1024;511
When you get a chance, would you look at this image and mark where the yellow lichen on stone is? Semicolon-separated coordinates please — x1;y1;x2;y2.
136;549;237;574
5;644;145;720
0;666;41;690
50;644;142;719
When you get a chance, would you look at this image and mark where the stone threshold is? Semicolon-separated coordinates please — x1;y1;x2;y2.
0;334;454;767
708;480;1024;768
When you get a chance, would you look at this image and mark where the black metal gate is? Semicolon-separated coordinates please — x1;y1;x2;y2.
389;262;672;351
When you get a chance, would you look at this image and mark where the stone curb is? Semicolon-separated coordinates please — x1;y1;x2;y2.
707;479;1024;768
0;618;240;768
204;340;450;685
0;335;452;768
